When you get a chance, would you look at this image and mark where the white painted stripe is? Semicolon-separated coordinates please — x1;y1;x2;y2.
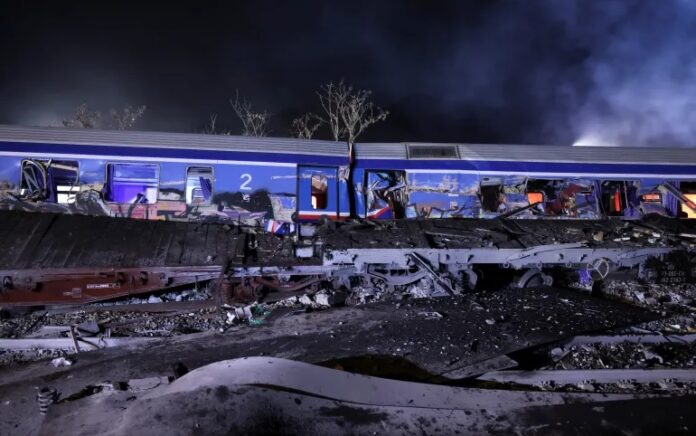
406;169;696;179
456;156;696;167
0;151;296;168
0;137;345;157
300;211;350;216
298;211;338;216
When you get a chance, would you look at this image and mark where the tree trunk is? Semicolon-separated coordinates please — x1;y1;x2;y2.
347;141;357;218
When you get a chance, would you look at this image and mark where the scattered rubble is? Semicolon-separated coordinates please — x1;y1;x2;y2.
50;357;73;368
547;341;696;370
597;281;696;335
477;368;696;395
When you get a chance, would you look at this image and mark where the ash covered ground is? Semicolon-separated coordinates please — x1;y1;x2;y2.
1;279;695;377
2;279;696;435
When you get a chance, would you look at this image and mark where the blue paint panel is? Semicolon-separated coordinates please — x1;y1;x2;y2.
215;164;296;195
0;141;347;166
355;159;696;176
406;172;481;217
353;168;366;217
337;168;349;216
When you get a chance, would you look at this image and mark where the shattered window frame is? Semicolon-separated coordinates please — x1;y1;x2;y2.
524;178;598;218
104;162;160;204
364;169;408;218
19;159;47;199
678;182;696;216
19;158;79;204
479;177;504;213
599;180;638;217
185;166;214;206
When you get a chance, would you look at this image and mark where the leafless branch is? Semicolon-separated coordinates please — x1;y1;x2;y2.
110;105;146;130
62;103;146;130
317;80;350;141
291;113;322;139
229;90;271;137
204;113;218;134
62;103;101;129
340;89;389;145
316;80;388;145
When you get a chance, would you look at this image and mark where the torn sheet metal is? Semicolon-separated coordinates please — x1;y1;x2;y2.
38;357;693;436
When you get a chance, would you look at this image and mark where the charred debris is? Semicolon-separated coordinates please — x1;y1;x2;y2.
2;211;696;433
0;210;694;306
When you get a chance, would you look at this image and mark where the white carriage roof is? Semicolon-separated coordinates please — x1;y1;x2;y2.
355;141;696;166
2;124;695;166
0;124;348;156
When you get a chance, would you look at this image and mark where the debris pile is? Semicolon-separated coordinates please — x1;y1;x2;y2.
599;281;696;334
550;341;696;370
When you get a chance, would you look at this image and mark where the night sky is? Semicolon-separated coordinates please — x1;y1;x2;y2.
2;1;696;146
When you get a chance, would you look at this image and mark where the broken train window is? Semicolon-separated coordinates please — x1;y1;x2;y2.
599;180;639;217
479;177;504;213
20;159;79;204
311;173;328;209
365;170;407;218
186;166;213;205
105;163;159;204
525;179;596;217
678;181;696;218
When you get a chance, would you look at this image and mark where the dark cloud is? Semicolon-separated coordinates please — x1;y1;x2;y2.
1;1;695;146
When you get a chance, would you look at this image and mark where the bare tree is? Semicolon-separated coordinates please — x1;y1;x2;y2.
317;80;350;141
291;113;322;139
316;80;389;147
110;105;146;130
62;103;101;128
229;91;271;137
316;80;389;217
339;89;389;148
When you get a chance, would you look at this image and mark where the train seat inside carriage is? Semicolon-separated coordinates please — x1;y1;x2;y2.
524;179;597;217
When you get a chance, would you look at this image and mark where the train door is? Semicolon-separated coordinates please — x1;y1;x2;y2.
297;166;338;220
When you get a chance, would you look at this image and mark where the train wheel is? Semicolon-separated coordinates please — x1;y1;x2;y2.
515;268;553;289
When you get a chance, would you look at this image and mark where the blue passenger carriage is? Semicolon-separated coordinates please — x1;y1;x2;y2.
0;125;350;228
352;142;696;219
1;124;696;226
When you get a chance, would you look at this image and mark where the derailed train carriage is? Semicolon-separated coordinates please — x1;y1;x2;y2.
354;142;696;220
0;125;350;229
0;124;696;225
